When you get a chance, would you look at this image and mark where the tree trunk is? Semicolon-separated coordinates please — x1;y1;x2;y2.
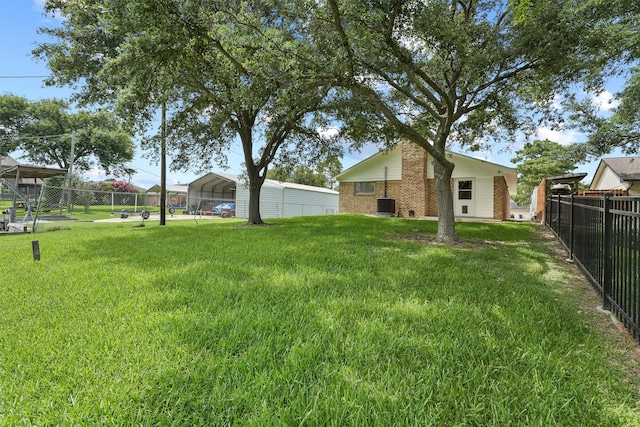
245;163;265;225
246;169;265;225
432;158;458;243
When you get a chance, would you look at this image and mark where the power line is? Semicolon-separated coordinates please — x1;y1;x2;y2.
1;133;70;140
0;76;49;79
124;163;182;184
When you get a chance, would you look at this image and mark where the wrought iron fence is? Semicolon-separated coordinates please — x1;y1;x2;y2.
546;194;640;344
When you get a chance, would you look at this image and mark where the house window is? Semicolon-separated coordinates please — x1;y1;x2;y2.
355;182;375;195
458;180;472;200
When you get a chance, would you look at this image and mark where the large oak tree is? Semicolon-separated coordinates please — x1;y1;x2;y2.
34;0;340;224
304;0;613;241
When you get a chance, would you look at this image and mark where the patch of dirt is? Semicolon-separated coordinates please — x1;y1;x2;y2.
386;232;504;249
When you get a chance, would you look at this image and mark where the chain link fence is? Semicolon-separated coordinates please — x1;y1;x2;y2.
31;185;163;232
7;184;340;233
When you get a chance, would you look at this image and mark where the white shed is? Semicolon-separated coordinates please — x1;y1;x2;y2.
236;179;339;219
187;172;339;218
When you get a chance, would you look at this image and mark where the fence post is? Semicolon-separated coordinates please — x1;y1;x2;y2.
602;193;613;311
545;195;549;226
556;193;561;233
569;193;575;260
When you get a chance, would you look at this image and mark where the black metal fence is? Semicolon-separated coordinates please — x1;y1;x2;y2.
546;194;640;344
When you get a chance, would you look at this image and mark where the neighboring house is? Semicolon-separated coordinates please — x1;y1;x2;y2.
187;172;339;218
588;157;640;196
145;184;188;207
510;200;531;220
336;143;517;219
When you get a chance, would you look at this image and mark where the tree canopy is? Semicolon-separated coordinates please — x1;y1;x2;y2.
561;0;640;157
34;0;341;225
510;139;585;205
302;0;614;241
0;95;134;175
34;0;623;235
267;163;341;189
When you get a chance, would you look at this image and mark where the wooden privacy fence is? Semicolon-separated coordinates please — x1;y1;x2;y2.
546;194;640;344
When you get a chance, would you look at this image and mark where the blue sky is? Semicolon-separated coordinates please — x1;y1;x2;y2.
0;0;624;189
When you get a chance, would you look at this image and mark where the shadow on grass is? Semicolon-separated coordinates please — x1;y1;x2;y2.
31;215;638;424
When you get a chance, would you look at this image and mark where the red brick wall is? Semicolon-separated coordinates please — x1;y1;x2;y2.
339;180;402;215
425;179;438;216
399;144;428;216
493;176;510;219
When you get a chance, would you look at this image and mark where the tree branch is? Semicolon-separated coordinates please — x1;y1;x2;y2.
327;0;355;78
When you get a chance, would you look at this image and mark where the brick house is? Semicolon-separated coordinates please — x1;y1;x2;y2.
336;143;517;219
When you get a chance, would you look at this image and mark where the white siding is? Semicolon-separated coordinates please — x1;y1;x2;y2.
235;183;283;219
474;177;494;218
530;186;538;218
592;167;626;190
282;188;339;216
427;153;513;213
427;152;514;179
338;146;403;182
235;181;339;219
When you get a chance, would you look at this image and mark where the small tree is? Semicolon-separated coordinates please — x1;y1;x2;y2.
511;139;584;205
110;181;136;193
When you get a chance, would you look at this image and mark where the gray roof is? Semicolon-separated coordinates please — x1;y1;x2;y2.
545;173;588;183
0;155;20;168
0;164;67;179
602;157;640;181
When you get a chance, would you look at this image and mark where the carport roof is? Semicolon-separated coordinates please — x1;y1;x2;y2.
189;172;238;189
187;173;339;193
0;164;67;179
145;184;188;193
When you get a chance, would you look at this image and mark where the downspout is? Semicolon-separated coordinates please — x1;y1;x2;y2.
384;166;388;198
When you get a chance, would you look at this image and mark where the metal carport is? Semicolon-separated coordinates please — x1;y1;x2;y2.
186;173;237;214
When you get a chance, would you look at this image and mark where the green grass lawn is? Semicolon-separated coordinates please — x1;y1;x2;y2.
1;215;638;425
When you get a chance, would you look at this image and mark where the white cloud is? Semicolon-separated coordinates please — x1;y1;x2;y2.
535;128;584;146
592;90;619;112
82;168;107;180
317;126;339;139
33;0;64;21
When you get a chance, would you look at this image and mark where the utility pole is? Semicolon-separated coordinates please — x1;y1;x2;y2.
66;130;76;213
160;102;167;226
